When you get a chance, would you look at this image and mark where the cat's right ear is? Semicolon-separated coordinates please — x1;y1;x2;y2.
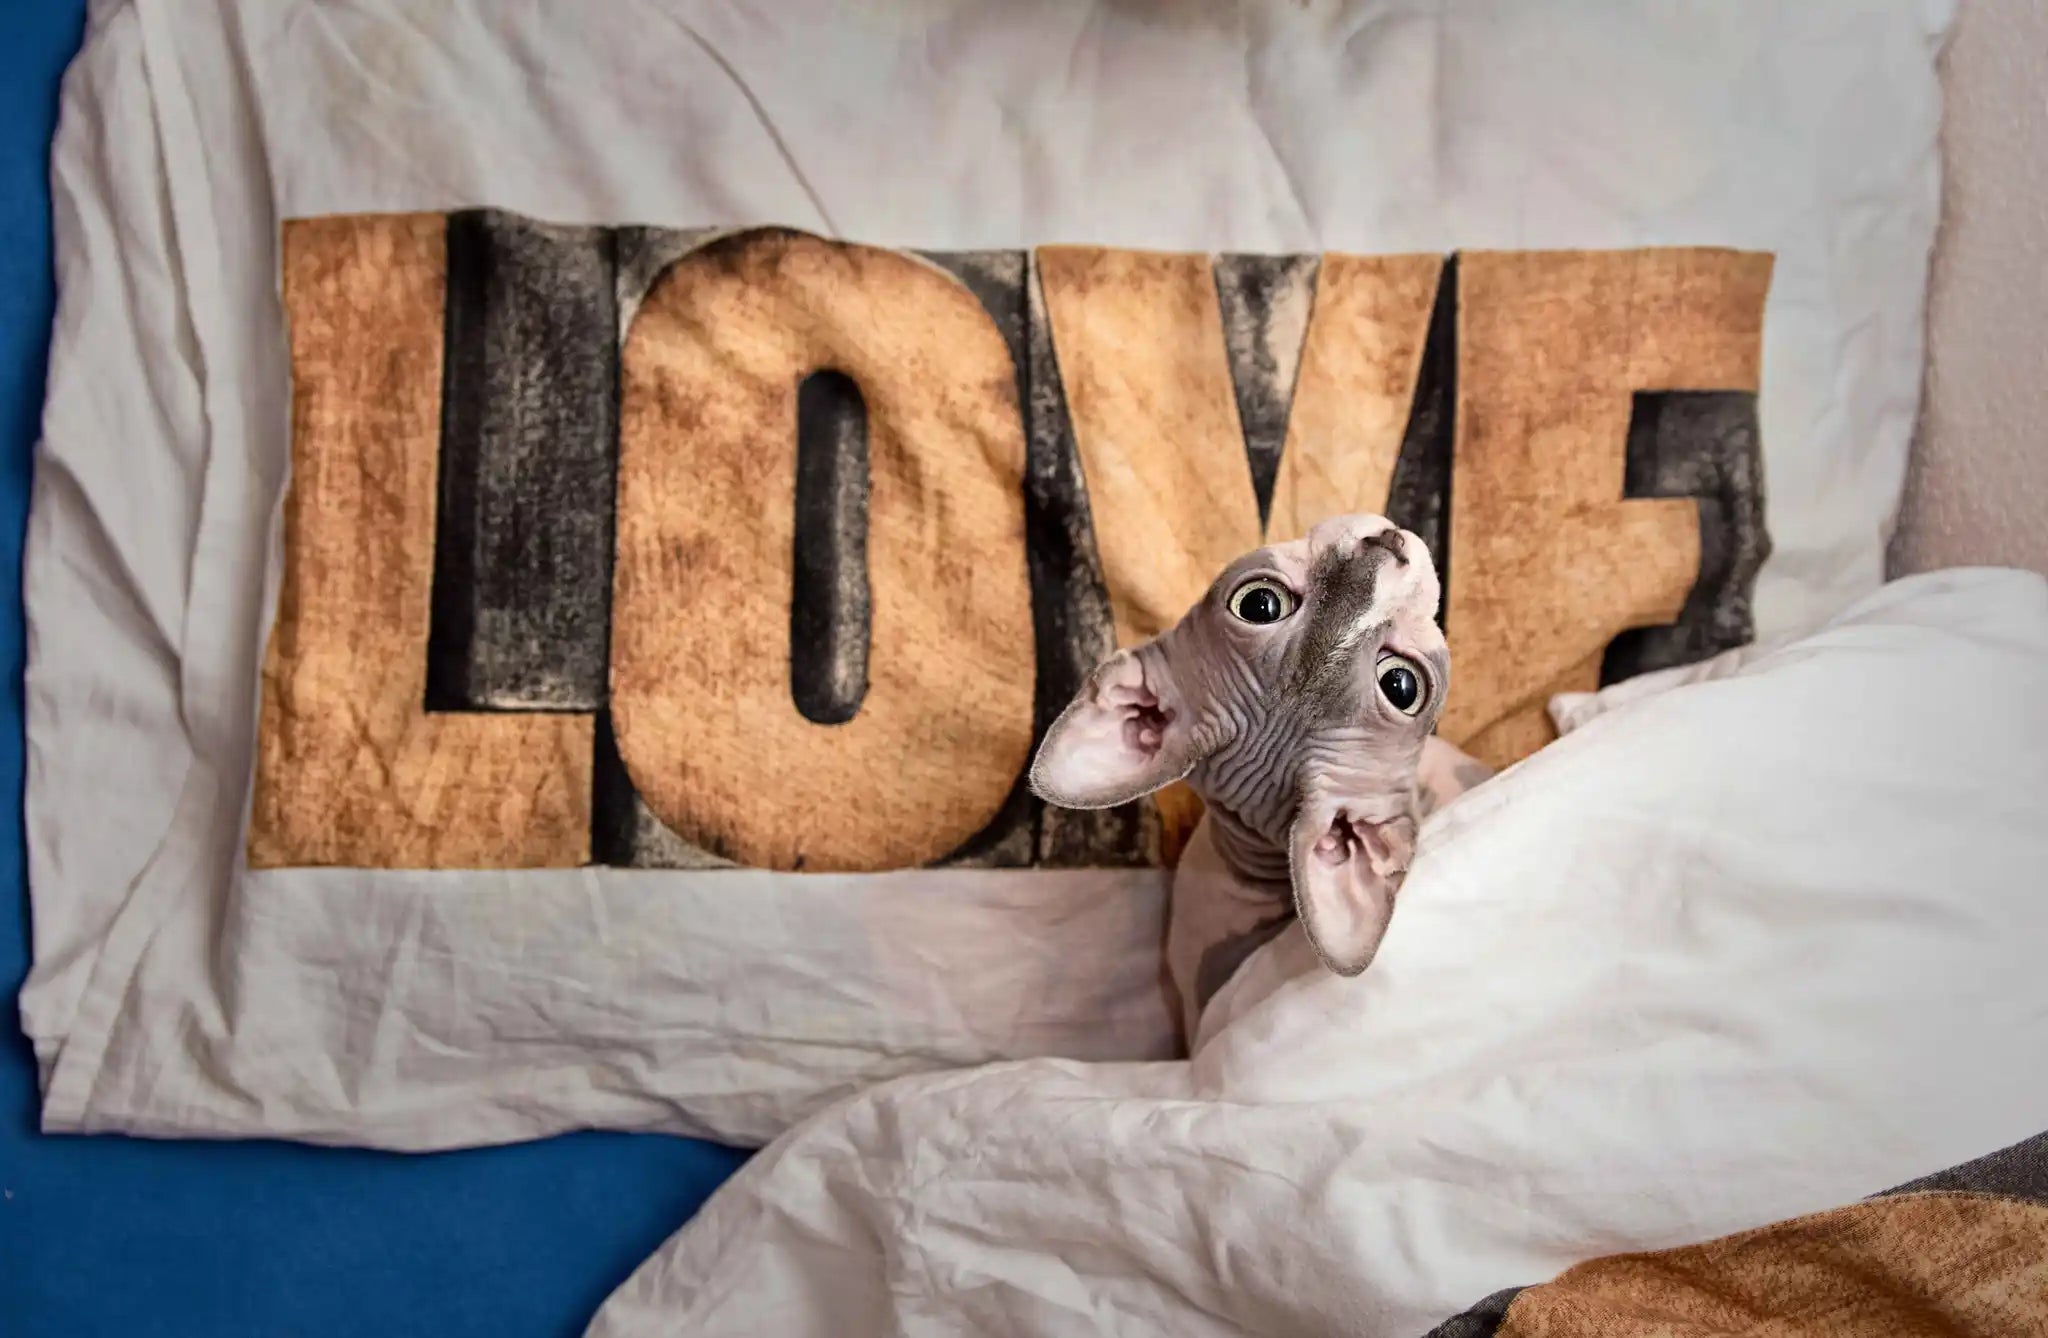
1029;648;1199;809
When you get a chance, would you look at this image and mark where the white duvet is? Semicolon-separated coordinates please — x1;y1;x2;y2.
589;569;2048;1337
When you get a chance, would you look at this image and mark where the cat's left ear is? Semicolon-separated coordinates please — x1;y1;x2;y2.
1029;647;1201;809
1287;778;1421;976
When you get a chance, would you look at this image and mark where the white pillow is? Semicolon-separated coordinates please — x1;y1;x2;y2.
24;0;1956;1148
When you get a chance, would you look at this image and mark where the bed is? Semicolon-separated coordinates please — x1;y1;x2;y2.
10;3;2047;1335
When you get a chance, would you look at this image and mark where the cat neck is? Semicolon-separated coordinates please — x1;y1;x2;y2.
1194;793;1293;889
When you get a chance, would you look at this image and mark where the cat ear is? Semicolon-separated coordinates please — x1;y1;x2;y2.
1287;795;1418;976
1029;649;1199;809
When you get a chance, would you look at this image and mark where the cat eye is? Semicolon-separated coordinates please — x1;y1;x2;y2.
1228;578;1297;625
1376;652;1427;715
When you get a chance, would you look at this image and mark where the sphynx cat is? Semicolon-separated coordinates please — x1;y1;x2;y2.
1030;513;1491;1042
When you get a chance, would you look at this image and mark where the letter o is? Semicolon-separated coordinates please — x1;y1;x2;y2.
614;230;1034;872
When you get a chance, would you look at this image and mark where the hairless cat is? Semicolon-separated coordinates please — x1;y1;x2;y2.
1030;513;1491;1041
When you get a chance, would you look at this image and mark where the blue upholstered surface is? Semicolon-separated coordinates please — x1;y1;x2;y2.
0;7;746;1332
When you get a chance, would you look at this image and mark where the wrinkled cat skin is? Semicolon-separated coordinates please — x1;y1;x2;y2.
1030;514;1490;1036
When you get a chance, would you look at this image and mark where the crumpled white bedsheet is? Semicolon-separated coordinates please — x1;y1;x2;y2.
589;568;2048;1338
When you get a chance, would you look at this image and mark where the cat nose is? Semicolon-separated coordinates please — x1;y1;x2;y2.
1360;528;1408;565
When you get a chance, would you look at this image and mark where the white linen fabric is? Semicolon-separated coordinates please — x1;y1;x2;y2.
24;0;1958;1148
590;569;2048;1337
